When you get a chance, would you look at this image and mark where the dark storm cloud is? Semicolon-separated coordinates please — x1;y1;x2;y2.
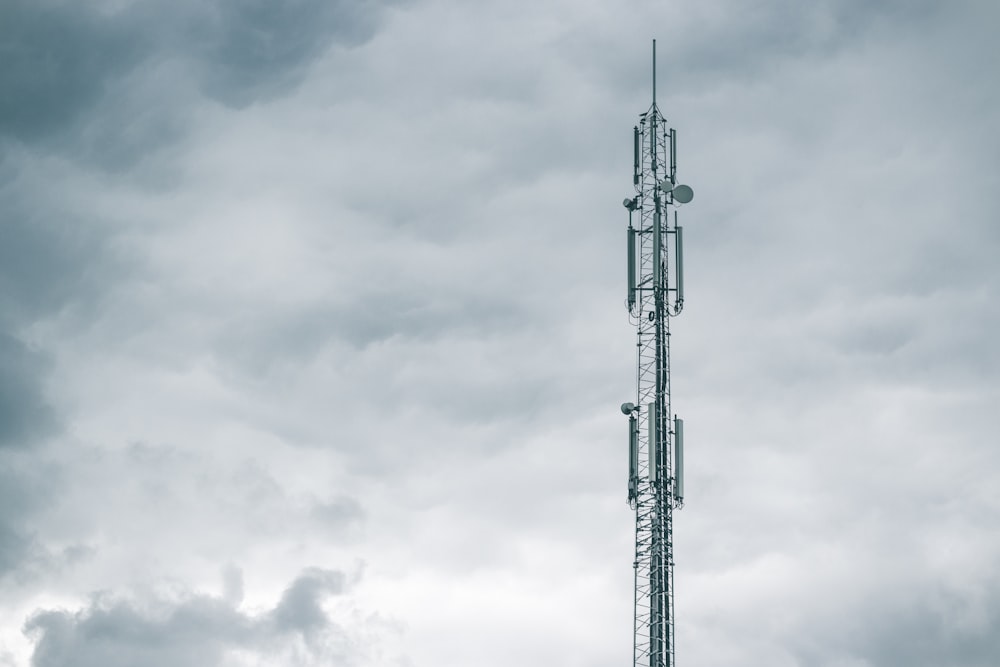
0;334;55;449
185;0;382;108
0;182;121;325
0;166;131;451
0;461;58;579
0;470;36;577
24;567;349;667
0;0;388;444
0;0;385;162
0;1;144;144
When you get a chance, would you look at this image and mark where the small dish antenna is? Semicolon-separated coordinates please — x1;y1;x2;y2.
672;184;694;204
658;179;693;204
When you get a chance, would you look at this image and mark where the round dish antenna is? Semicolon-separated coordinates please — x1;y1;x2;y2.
673;184;694;204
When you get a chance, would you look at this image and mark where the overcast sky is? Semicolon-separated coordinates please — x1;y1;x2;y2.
2;0;999;665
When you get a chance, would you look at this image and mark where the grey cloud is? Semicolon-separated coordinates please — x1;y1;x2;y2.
0;186;123;326
272;568;345;636
27;598;249;667
0;462;55;579
0;333;56;448
659;0;946;88
855;594;1000;667
0;2;995;666
25;567;350;667
211;286;536;375
32;443;368;578
0;0;386;163
785;580;1000;667
0;172;130;453
0;458;96;585
310;497;365;534
221;564;244;606
0;1;146;144
0;522;29;578
0;514;34;581
193;244;564;435
187;0;381;108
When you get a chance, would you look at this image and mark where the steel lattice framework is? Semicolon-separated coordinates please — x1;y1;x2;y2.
622;40;689;667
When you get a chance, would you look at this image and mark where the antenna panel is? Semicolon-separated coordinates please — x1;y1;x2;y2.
647;403;657;482
628;227;636;310
652;212;661;287
670;129;676;180
674;417;684;502
629;414;638;502
634;126;640;186
675;225;684;303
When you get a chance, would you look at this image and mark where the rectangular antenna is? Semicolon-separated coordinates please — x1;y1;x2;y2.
628;414;638;502
627;227;636;309
675;223;684;303
647;403;657;482
652;212;661;287
674;417;684;502
633;126;640;185
670;129;677;181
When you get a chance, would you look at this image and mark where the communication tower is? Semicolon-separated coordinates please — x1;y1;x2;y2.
620;40;693;667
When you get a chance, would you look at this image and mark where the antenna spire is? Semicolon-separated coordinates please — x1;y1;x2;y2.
652;39;657;106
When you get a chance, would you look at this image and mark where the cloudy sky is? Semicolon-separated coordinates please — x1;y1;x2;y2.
2;0;999;665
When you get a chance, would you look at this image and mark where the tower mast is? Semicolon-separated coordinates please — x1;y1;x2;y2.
621;39;692;667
